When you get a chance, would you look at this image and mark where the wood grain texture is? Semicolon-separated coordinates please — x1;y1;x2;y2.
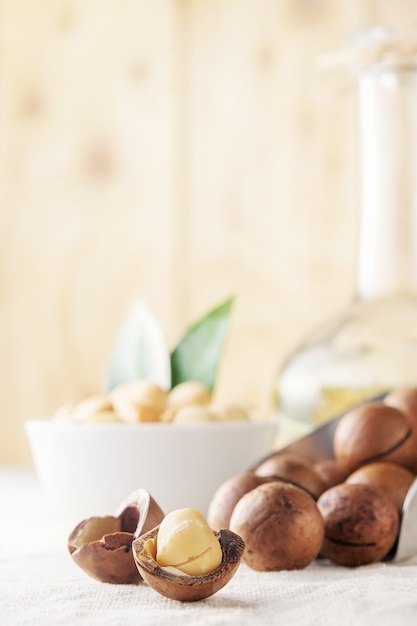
185;0;358;408
1;0;415;462
0;0;177;461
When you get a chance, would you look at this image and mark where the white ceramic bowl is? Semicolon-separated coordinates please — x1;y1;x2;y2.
25;418;278;525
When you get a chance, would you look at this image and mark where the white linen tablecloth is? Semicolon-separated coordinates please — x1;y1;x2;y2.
1;467;417;626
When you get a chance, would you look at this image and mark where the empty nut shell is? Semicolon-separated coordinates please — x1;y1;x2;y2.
68;489;164;584
317;483;399;567
132;526;245;601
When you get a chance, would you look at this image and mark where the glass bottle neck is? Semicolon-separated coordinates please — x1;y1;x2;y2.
357;64;417;300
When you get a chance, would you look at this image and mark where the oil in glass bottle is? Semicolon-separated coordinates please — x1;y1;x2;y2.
277;31;417;442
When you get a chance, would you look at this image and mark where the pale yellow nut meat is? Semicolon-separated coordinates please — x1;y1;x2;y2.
212;403;251;422
109;380;167;423
172;405;219;424
156;508;222;576
71;395;114;422
81;410;123;424
168;381;211;409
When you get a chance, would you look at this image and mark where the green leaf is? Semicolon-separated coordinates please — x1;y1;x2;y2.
105;299;171;392
170;296;235;390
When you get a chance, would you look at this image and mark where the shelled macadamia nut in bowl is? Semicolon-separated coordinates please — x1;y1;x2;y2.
26;379;278;526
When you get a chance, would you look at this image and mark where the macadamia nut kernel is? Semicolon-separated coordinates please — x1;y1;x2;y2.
109;380;167;423
133;516;245;601
168;382;211;409
172;405;219;424
155;508;222;576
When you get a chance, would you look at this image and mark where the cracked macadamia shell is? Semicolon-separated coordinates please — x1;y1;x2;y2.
333;402;416;472
68;489;164;584
132;526;245;601
229;480;324;571
317;483;399;567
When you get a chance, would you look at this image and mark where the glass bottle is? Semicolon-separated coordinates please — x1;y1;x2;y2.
276;38;417;443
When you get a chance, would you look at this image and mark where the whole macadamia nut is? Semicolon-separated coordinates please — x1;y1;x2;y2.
109;380;167;423
384;388;417;428
384;388;417;472
313;459;349;491
229;480;324;571
168;381;211;408
333;402;416;472
207;472;271;531
317;483;399;567
254;453;326;499
346;461;415;514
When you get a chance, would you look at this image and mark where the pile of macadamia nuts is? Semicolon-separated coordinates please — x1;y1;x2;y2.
53;379;262;425
66;387;417;601
207;387;417;570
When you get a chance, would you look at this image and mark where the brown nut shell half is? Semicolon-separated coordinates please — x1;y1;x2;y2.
132;526;245;601
68;489;165;584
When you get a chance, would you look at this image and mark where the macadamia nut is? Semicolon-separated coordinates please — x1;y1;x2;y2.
207;472;271;531
109;380;167;423
229;480;324;571
168;382;211;408
317;483;399;567
156;508;222;576
254;453;326;499
346;461;415;514
333;402;415;472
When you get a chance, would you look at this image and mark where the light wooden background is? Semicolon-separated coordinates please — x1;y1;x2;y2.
1;0;416;463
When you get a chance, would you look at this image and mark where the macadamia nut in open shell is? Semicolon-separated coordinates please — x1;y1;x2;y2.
132;510;245;602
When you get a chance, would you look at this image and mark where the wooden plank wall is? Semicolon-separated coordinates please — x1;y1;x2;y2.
1;0;416;463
